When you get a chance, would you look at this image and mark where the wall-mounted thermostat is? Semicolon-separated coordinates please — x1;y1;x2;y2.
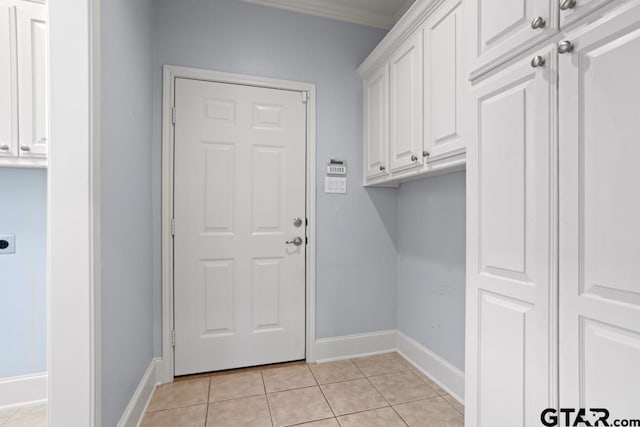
327;159;347;176
325;159;347;194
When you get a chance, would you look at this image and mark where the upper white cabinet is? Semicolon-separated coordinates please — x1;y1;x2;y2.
423;0;464;164
389;30;423;173
17;6;47;158
0;5;18;159
466;0;559;79
0;0;47;168
360;0;466;186
363;64;389;180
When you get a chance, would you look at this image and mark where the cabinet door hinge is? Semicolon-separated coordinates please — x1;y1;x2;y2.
171;218;175;236
302;91;308;104
171;329;175;347
171;106;176;125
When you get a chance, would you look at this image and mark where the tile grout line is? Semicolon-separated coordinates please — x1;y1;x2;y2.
261;370;275;427
204;376;211;426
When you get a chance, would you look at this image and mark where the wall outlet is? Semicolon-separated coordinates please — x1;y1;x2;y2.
0;235;15;254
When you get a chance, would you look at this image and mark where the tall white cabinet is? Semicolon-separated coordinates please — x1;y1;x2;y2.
558;1;640;419
0;0;48;168
466;0;640;425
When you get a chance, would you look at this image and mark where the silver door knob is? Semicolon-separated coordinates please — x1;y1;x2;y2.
286;237;303;246
558;40;574;54
411;154;418;162
423;151;430;158
379;165;386;171
531;16;546;29
560;0;576;10
0;144;9;151
531;55;546;68
20;145;30;152
293;217;303;227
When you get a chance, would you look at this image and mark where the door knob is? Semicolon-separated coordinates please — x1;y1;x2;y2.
423;151;430;158
286;237;303;246
379;165;386;171
293;217;303;227
20;145;30;152
411;154;418;162
558;40;574;54
0;144;9;151
560;0;576;10
531;16;546;29
531;55;546;68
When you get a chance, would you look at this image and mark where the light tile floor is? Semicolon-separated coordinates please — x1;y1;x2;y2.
0;402;47;427
143;352;464;426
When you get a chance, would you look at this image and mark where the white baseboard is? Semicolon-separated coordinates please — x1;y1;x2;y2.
0;372;48;407
312;330;397;363
396;331;465;402
117;357;162;427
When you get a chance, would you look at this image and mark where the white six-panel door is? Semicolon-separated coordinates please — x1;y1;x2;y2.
559;0;640;418
466;48;557;427
173;78;307;376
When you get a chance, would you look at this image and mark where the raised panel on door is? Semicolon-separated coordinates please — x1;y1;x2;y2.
467;0;558;78
466;48;556;427
0;5;17;158
17;6;47;157
423;0;464;163
389;30;423;173
559;2;640;418
364;64;389;181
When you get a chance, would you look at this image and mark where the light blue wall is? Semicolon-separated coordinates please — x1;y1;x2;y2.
397;171;466;371
0;168;47;378
152;0;396;350
100;0;154;425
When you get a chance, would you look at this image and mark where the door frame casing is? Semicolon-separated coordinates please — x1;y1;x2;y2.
160;65;317;383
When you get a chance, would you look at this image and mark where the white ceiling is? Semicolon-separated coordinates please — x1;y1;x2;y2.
239;0;417;29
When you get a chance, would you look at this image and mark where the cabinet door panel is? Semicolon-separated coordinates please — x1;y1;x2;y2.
467;0;558;78
364;64;389;181
560;0;615;28
0;5;17;158
389;31;423;173
17;7;47;157
424;0;464;162
559;1;640;418
466;48;557;427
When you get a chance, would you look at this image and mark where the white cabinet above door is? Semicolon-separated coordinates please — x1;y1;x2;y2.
364;64;389;181
0;5;17;159
389;30;423;174
467;0;558;79
17;6;48;158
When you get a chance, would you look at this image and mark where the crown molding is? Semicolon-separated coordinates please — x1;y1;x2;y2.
239;0;397;29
